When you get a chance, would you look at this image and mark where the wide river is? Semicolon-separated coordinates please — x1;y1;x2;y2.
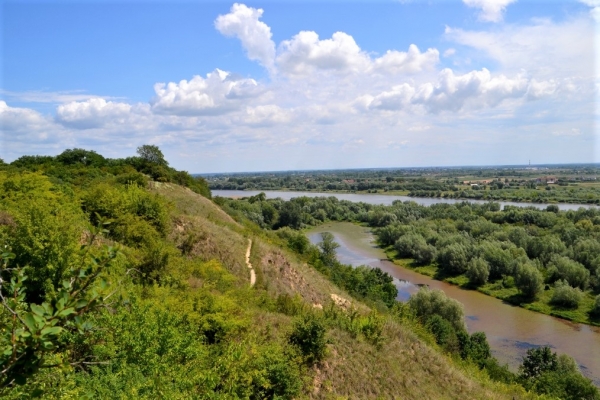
306;222;600;386
212;189;598;211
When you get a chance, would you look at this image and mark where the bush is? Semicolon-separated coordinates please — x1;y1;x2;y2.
408;288;465;331
466;257;490;286
591;295;600;317
550;280;583;309
289;313;328;365
547;255;590;290
514;262;543;299
436;243;469;275
426;314;459;353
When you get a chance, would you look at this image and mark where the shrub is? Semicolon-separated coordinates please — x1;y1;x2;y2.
289;313;328;365
550;280;583;309
547;255;590;290
591;295;600;317
426;314;459;353
408;288;465;331
436;243;469;275
466;257;490;286
514;262;543;299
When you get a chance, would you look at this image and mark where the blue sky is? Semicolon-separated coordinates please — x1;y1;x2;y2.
1;0;598;172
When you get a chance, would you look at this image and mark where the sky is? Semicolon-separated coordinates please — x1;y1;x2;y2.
1;0;598;173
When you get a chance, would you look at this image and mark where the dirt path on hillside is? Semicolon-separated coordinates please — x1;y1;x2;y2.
245;239;256;286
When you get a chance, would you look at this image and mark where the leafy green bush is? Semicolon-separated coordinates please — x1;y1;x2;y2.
547;255;590;289
436;243;469;275
466;257;490;286
591;295;600;317
289;313;328;365
408;288;465;331
514;262;543;299
550;280;583;309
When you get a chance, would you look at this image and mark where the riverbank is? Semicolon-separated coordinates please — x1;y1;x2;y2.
211;187;600;208
212;189;599;211
305;222;600;385
381;247;600;327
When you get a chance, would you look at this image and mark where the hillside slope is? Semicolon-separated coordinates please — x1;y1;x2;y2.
155;184;536;399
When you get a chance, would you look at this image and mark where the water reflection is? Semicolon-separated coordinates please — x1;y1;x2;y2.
213;189;598;211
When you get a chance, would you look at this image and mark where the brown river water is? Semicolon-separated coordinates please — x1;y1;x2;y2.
306;222;600;385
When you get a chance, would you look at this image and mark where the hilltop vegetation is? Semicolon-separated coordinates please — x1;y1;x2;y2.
0;149;597;398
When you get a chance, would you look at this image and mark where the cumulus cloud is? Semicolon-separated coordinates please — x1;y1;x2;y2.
277;31;370;76
56;98;133;129
0;101;51;133
215;3;276;70
275;31;438;77
463;0;517;22
243;105;291;127
360;68;554;114
372;45;439;74
151;69;262;116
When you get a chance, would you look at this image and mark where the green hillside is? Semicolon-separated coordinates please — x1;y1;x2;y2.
0;148;594;399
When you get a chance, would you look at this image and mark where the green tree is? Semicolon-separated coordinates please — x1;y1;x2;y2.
519;346;557;380
550;280;583;309
319;232;339;267
591;295;600;317
547;255;590;290
408;288;465;331
466;257;490;286
137;145;168;167
436;243;469;275
514;262;543;299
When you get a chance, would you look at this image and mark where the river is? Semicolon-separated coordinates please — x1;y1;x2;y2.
212;190;598;211
306;222;600;385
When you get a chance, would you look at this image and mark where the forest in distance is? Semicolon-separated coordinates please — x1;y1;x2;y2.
204;164;600;205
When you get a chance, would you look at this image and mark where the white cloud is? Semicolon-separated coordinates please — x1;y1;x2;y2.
150;69;262;116
275;32;438;77
56;98;133;129
445;17;594;79
0;89;121;104
463;0;517;22
372;45;439;75
443;48;456;57
215;3;276;70
0;101;51;133
242;105;291;127
277;31;370;76
361;68;554;114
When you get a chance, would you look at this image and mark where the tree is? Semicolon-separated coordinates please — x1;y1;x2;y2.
520;346;558;380
592;295;600;318
56;148;106;167
319;232;339;267
466;257;490;286
514;262;543;299
550;280;583;309
436;243;469;275
136;145;168;167
547;255;590;290
408;288;465;331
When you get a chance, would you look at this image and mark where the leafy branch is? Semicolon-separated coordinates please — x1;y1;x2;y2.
0;221;119;388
